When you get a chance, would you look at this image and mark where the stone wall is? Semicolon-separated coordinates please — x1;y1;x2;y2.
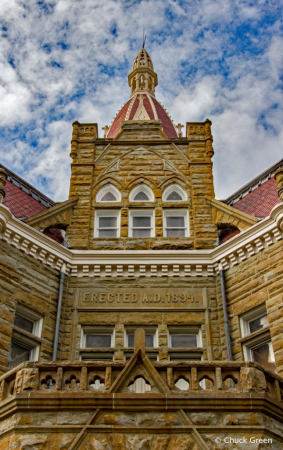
62;276;222;362
222;239;283;374
0;240;62;375
67;120;218;251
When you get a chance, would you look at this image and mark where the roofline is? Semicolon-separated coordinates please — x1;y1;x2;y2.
224;158;283;206
0;163;55;209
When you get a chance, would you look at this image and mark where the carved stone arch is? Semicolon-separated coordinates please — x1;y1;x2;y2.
159;175;189;190
126;176;158;191
92;177;124;200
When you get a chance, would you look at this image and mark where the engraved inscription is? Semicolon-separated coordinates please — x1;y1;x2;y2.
81;289;199;307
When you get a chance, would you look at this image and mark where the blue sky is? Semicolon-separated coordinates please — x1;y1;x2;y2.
0;0;282;200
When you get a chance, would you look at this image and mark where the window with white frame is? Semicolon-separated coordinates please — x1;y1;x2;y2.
94;210;120;238
125;327;158;348
163;209;189;237
168;327;202;348
81;327;114;348
128;210;154;237
80;327;114;361
240;306;276;372
7;306;43;372
162;184;187;202
96;184;121;202
129;185;154;202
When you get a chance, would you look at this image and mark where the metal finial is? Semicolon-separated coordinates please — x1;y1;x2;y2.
142;29;146;48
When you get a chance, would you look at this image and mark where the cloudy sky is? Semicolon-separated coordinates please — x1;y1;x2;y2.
0;0;282;201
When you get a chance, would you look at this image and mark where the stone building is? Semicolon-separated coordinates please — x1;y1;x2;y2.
0;48;283;449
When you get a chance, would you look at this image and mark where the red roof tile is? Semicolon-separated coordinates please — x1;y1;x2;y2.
232;178;280;218
107;99;132;138
106;93;177;139
3;180;48;218
151;97;177;137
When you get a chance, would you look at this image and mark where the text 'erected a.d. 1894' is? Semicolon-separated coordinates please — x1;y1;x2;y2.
81;289;201;306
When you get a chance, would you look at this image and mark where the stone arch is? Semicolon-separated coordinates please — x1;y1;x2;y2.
159;175;189;190
92;177;124;201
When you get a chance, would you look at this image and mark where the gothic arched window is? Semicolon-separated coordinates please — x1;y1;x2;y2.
96;185;121;202
129;185;154;202
162;184;187;202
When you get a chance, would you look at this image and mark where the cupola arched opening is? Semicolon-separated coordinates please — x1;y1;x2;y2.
129;184;154;202
96;184;121;202
162;184;187;201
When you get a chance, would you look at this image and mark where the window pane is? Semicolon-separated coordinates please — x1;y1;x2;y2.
167;229;185;237
167;191;182;201
99;217;117;227
128;334;154;347
167;216;185;227
171;334;197;348
133;229;151;237
85;334;112;348
101;192;117;201
249;315;268;334
133;191;149;201
128;334;134;347
252;343;276;371
98;229;117;238
7;342;30;371
145;334;154;347
133;216;151;227
14;314;34;333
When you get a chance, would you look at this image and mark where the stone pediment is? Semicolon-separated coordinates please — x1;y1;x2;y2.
97;146;187;182
209;197;258;230
24;197;78;231
115;120;169;140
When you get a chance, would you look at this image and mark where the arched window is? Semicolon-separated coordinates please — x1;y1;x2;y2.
129;185;154;202
162;184;187;202
96;185;121;202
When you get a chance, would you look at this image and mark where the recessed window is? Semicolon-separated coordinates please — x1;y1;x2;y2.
125;327;158;348
240;306;269;338
169;353;202;361
94;210;120;238
249;315;269;334
81;328;114;348
168;327;202;348
7;307;42;372
163;184;187;201
129;185;154;202
240;306;276;372
129;210;154;238
163;209;189;238
14;314;34;334
96;184;121;202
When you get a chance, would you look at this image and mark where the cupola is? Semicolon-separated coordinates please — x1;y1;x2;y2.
128;48;158;97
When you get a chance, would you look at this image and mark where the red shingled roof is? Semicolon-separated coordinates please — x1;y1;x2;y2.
107;99;132;138
3;179;48;218
107;93;177;139
232;178;280;218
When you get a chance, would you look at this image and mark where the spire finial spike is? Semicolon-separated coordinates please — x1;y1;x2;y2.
142;29;146;48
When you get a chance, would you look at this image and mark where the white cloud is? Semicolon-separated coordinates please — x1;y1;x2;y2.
0;0;282;202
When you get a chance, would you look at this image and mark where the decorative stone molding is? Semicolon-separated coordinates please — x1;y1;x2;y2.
24;197;78;231
0;168;7;203
0;203;283;277
275;168;283;202
210;197;258;230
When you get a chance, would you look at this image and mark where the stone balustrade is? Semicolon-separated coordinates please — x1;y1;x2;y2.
1;360;282;403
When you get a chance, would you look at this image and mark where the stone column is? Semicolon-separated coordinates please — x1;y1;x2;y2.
0;168;7;203
275;168;283;202
204;119;214;158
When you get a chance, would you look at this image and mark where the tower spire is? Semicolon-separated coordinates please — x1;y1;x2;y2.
128;48;158;97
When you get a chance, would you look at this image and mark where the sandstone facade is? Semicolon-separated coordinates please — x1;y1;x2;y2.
1;47;283;449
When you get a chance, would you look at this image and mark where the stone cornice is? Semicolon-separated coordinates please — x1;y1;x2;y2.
24;197;78;230
0;203;282;277
209;197;258;229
